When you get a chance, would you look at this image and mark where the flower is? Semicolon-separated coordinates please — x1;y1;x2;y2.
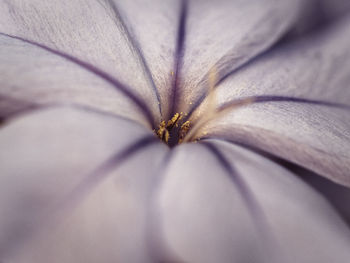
1;0;350;262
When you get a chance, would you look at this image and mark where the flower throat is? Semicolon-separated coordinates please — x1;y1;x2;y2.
155;67;219;147
156;112;191;147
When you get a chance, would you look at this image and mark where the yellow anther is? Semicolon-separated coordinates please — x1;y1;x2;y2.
164;130;170;143
181;121;191;130
155;66;258;146
178;121;191;143
156;121;169;143
167;113;180;128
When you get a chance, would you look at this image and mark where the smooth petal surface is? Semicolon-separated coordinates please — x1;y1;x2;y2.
320;0;350;19
155;140;350;263
0;107;168;262
176;0;304;112
204;15;350;186
296;167;350;224
290;0;350;35
0;0;162;122
115;0;181;118
0;35;149;125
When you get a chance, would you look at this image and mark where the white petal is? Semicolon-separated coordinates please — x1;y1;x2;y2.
154;140;350;263
204;16;350;186
115;0;181;118
0;35;151;125
0;107;168;262
0;0;162;121
320;0;350;19
177;0;304;113
289;0;350;35
300;170;350;224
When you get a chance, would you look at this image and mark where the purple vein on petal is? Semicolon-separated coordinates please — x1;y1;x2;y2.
184;95;350;125
0;94;145;128
102;0;163;117
185;41;288;119
60;135;159;211
0;94;40;123
200;136;312;176
200;142;269;231
218;95;350;112
201;136;350;223
0;32;156;128
144;151;187;263
200;141;285;261
169;0;188;118
2;135;159;258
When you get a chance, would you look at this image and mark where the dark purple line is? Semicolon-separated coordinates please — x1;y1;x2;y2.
63;135;158;206
219;95;350;112
0;94;142;126
104;0;162;117
169;0;188;118
184;95;350;124
200;136;299;170
0;94;41;122
185;30;291;119
0;134;158;258
200;141;280;255
144;150;187;263
201;142;268;224
201;136;350;222
0;32;156;128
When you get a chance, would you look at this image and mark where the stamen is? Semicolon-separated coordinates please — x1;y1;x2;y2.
167;113;181;129
178;121;191;143
157;63;350;146
156;120;170;143
156;112;191;145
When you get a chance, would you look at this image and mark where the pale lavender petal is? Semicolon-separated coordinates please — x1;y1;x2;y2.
0;0;161;122
154;140;350;263
205;15;350;186
175;0;304;113
0;35;152;125
0;107;168;262
115;0;182;118
320;0;350;19
293;166;350;224
289;0;350;36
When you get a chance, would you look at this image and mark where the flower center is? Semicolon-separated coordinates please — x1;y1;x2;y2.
156;112;191;147
155;67;220;147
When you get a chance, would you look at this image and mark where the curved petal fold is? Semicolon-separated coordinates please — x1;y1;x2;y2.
0;106;168;262
177;0;304;113
0;0;164;121
205;16;350;186
154;140;350;263
0;35;151;125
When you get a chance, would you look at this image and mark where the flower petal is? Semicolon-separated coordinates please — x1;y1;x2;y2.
0;106;168;262
0;0;162;122
298;168;350;225
320;0;350;19
0;35;151;125
115;0;181;118
154;140;350;263
289;0;350;36
176;0;304;112
205;15;350;186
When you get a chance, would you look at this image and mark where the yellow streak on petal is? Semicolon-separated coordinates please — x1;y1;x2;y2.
182;66;218;142
182;69;258;142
